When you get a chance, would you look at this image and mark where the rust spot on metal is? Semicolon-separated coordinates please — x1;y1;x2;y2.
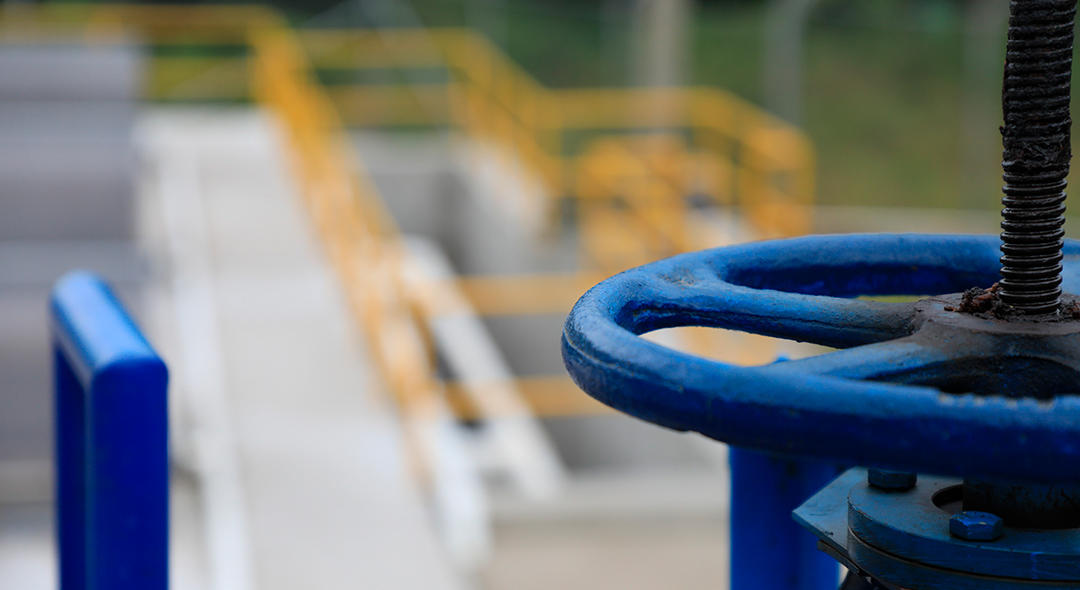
945;283;1011;316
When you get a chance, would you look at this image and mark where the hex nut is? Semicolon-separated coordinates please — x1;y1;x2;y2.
867;469;917;491
950;511;1004;542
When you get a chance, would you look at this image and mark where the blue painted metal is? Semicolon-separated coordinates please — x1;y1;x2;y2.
867;470;916;491
846;474;1080;580
845;527;1080;590
561;233;1080;484
51;271;169;590
792;468;865;569
729;448;839;590
949;512;1003;542
799;469;1080;588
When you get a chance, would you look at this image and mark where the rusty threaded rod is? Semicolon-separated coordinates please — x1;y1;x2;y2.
999;0;1076;315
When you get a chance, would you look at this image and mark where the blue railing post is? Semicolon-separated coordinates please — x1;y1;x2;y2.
51;271;169;590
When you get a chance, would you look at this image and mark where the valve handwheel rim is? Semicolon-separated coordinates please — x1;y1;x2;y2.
561;233;1080;485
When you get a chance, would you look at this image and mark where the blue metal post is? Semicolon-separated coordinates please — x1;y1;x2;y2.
51;271;169;590
730;447;839;590
55;345;86;590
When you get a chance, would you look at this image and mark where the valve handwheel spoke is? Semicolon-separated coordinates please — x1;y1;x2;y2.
626;268;916;349
760;337;959;382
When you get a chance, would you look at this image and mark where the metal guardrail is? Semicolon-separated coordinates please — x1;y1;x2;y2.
51;271;168;590
300;28;816;271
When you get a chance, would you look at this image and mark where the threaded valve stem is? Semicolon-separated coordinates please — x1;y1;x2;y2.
999;0;1076;315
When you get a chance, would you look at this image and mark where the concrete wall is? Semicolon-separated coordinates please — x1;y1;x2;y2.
354;132;579;276
0;40;144;471
0;43;141;240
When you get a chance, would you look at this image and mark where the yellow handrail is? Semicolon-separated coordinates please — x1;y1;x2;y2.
297;28;815;271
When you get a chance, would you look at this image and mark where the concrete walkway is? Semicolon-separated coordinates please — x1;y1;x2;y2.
137;107;463;590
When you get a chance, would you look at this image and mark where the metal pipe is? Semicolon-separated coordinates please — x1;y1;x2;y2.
729;448;839;590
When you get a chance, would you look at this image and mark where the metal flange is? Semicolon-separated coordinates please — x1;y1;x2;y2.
796;469;1080;590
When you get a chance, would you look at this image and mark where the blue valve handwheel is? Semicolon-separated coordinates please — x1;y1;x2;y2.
562;234;1080;484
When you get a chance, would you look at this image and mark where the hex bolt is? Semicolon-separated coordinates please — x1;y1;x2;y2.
998;0;1076;314
950;511;1005;541
867;469;917;491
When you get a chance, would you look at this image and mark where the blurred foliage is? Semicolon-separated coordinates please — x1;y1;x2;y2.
693;0;988;210
805;1;973;210
407;0;1005;210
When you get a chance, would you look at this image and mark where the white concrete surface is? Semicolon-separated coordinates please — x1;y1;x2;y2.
0;503;53;590
137;107;464;590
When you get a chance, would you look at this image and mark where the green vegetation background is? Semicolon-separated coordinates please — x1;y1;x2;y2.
401;0;1011;212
